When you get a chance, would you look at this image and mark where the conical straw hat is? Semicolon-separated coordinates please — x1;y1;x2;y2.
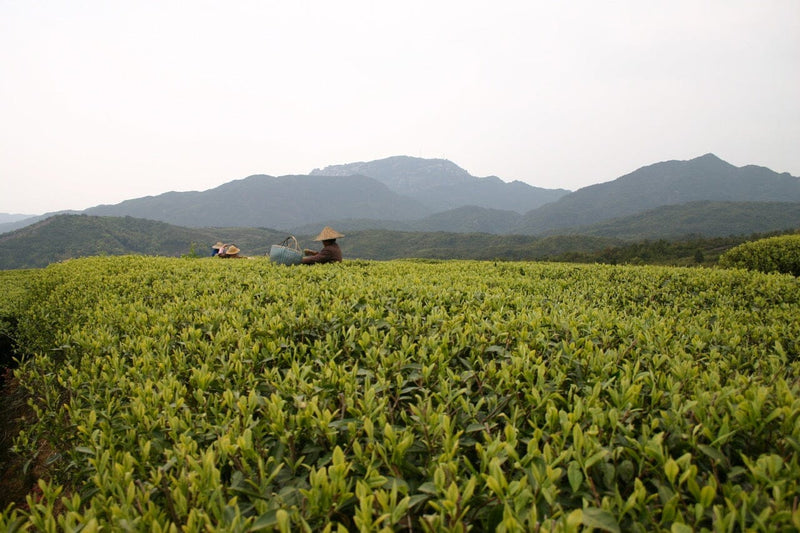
313;226;345;241
225;245;240;255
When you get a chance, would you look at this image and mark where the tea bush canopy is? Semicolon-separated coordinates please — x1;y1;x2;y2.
719;233;800;276
2;256;799;530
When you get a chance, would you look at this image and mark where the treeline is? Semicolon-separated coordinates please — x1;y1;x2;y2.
2;213;799;270
545;229;800;267
342;230;618;261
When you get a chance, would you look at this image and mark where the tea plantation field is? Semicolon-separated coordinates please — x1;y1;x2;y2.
1;256;799;531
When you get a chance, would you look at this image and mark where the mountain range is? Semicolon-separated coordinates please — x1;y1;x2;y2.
2;210;795;270
309;156;568;214
514;154;800;234
0;214;34;224
2;154;800;239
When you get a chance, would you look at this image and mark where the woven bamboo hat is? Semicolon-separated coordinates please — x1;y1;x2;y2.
225;245;240;255
213;242;224;249
313;226;345;241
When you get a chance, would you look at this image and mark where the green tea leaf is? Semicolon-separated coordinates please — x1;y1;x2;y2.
568;461;583;493
582;507;621;533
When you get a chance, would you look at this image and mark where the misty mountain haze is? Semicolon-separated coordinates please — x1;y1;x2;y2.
515;154;800;234
0;214;34;224
84;174;432;229
311;156;475;192
311;156;568;213
2;153;799;238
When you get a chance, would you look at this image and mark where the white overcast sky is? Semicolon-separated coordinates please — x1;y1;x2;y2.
2;1;799;215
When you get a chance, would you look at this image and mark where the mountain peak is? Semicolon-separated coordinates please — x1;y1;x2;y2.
309;155;567;212
689;153;736;169
310;155;471;189
695;153;723;162
517;153;800;234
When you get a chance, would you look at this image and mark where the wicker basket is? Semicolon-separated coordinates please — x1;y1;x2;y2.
269;236;303;265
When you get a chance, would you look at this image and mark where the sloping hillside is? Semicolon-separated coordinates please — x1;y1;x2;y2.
290;206;523;235
85;174;432;229
336;230;620;261
3;213;792;269
0;214;619;268
295;201;800;239
6;154;800;238
311;156;474;192
0;210;79;235
311;155;568;212
517;154;800;234
552;201;800;240
0;215;287;269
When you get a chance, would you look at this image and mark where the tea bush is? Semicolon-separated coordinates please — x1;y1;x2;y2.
0;269;33;373
2;256;799;531
719;234;800;276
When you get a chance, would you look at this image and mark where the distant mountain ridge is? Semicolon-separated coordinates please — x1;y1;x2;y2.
0;210;79;235
3;153;800;238
85;174;432;229
516;154;800;233
0;213;35;224
9;156;569;233
3;210;797;270
311;156;568;213
549;201;800;241
311;156;474;192
289;206;523;235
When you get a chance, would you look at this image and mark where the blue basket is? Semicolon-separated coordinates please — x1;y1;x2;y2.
269;236;303;265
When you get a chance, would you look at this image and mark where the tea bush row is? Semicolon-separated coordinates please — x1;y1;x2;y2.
2;256;799;531
719;234;800;276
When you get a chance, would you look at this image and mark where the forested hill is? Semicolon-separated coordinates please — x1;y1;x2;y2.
78;157;568;230
4;154;799;236
547;201;800;240
0;215;286;269
2;212;796;270
516;154;800;234
310;155;568;213
290;201;800;238
0;214;615;269
84;175;433;230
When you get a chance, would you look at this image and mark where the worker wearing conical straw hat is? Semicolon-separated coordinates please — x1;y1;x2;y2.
211;241;225;256
302;226;344;264
217;244;241;258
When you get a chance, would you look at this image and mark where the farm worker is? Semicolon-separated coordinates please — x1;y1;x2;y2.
211;241;225;256
218;244;241;258
302;226;344;264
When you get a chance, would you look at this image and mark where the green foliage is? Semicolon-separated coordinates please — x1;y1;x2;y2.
4;213;800;270
550;230;799;267
0;214;289;269
0;269;33;370
562;201;800;241
2;257;800;530
182;242;203;259
719;234;800;276
0;269;30;320
0;214;624;268
517;154;800;234
342;230;619;261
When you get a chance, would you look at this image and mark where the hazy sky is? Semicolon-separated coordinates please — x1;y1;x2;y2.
2;1;799;215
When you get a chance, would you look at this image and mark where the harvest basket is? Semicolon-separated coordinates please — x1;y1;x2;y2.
269;236;303;265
